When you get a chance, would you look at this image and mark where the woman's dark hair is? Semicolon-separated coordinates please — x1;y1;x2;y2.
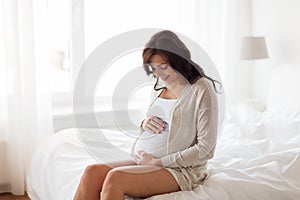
142;30;221;93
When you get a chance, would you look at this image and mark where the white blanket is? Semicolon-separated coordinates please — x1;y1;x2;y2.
27;106;300;200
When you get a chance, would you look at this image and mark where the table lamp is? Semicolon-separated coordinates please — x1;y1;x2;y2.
240;36;268;60
240;36;269;109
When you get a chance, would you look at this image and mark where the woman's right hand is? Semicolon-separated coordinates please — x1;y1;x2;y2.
141;116;166;134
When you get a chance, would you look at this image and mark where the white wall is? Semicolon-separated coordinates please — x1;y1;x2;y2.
224;0;252;105
251;0;300;100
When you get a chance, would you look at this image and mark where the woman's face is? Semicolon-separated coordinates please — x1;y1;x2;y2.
150;54;184;86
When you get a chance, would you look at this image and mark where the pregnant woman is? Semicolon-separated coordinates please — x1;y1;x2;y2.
74;30;220;200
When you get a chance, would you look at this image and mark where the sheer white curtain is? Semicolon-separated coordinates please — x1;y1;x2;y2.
0;0;251;195
85;0;251;105
195;0;252;105
0;0;53;195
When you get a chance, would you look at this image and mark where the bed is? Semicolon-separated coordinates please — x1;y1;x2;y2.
26;65;300;200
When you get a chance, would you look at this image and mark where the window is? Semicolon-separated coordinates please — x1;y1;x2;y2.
51;0;199;109
47;0;72;93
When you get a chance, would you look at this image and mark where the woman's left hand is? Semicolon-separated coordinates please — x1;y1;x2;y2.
135;150;162;167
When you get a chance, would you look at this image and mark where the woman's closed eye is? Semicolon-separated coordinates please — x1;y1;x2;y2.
149;63;169;73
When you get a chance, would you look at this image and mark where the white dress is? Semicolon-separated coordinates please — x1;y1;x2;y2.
134;97;177;158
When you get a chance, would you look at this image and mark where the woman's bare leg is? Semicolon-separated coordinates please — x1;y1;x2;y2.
73;160;136;200
101;165;180;200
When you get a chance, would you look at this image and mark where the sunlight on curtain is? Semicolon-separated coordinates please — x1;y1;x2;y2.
196;0;252;105
85;0;251;105
84;0;202;124
81;0;251;130
0;0;53;195
84;0;200;98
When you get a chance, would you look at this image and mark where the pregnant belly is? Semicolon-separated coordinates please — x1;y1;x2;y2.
134;131;168;158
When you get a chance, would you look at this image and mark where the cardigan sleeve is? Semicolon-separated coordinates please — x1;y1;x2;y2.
160;88;218;168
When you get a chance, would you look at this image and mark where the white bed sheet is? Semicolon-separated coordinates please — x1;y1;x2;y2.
27;106;300;200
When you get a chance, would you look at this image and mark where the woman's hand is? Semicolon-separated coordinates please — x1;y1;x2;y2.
134;150;162;167
141;116;166;134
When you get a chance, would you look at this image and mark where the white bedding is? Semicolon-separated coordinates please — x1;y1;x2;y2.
26;105;300;200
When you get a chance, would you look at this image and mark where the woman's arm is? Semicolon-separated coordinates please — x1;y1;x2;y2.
160;86;218;168
160;108;217;168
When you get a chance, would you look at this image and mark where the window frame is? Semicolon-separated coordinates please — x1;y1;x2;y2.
52;0;84;116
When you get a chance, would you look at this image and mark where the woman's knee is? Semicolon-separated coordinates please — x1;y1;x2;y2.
102;169;123;190
80;164;110;185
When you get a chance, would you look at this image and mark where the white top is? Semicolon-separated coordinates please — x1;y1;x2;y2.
134;98;177;158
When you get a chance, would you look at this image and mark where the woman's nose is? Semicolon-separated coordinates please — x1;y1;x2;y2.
153;69;163;78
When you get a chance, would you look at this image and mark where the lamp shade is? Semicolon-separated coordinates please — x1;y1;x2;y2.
240;37;268;60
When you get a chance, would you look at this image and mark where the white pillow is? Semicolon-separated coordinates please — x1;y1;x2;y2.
266;64;300;118
259;117;300;141
263;105;300;121
258;65;300;140
226;104;262;124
